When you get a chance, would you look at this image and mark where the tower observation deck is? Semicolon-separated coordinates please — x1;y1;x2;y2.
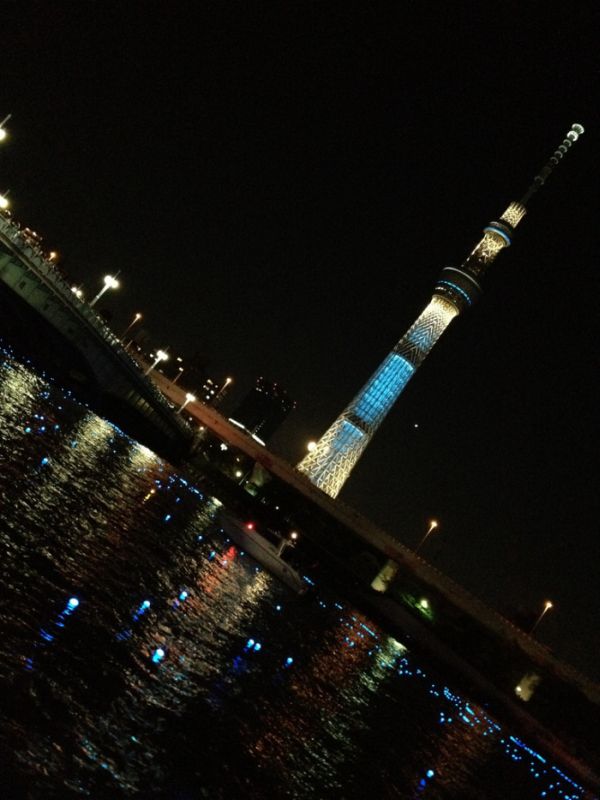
298;124;585;499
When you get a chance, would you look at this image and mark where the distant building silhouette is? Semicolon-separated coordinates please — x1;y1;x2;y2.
229;377;295;443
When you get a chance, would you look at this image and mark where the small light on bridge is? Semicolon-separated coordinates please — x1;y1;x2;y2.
0;114;10;142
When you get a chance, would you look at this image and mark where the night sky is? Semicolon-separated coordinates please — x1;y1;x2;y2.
2;3;598;679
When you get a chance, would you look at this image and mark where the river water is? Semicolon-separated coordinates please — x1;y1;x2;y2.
0;343;595;799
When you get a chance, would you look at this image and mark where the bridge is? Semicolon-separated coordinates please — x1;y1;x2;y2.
0;211;194;455
2;207;599;754
151;369;600;711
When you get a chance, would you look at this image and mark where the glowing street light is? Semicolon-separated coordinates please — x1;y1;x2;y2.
71;285;84;300
121;312;142;340
307;441;317;453
144;349;169;376
214;376;233;405
0;192;10;211
530;600;553;635
415;519;439;553
277;530;300;557
171;366;184;386
89;274;120;307
0;114;11;142
177;392;196;413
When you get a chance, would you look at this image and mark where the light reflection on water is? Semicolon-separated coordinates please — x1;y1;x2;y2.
0;348;596;799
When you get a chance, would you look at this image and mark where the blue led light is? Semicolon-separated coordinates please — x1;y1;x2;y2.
152;647;165;663
179;590;188;601
164;514;171;522
24;426;31;433
285;657;294;666
436;279;472;306
67;597;79;609
484;224;512;245
40;456;50;466
426;769;434;778
351;353;415;427
245;638;255;649
253;642;262;652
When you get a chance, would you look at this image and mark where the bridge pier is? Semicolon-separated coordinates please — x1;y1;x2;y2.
370;558;399;592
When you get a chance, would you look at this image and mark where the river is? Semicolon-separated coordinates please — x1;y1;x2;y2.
0;342;595;799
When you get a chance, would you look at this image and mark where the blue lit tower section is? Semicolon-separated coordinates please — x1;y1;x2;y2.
298;124;584;500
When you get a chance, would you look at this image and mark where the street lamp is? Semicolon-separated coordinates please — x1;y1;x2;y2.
144;349;169;376
177;392;196;414
277;530;299;557
0;114;11;142
71;285;84;300
171;366;184;386
307;441;317;453
530;600;553;635
214;376;233;405
415;519;439;553
121;312;142;340
90;274;120;307
0;191;10;211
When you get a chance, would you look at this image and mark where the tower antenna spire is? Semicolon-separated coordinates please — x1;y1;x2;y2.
520;123;584;206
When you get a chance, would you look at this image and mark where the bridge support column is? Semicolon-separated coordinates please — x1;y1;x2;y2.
371;558;399;593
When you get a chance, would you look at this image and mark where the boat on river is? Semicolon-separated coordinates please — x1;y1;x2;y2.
216;510;308;595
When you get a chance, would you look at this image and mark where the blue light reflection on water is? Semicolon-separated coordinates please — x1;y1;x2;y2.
0;346;596;799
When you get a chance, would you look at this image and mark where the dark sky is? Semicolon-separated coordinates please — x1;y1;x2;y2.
2;2;598;679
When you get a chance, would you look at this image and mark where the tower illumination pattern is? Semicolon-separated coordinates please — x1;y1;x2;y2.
298;124;585;499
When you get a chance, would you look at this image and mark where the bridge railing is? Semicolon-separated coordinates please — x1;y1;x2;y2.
0;212;190;433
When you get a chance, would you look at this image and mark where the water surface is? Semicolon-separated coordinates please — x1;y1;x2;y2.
0;346;595;799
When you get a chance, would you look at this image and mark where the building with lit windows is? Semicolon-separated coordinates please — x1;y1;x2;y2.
229;377;295;443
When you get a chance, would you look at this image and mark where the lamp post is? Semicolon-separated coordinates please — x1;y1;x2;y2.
530;600;553;635
144;349;169;376
90;274;120;307
0;114;11;142
171;366;184;386
214;376;233;406
277;530;299;557
415;519;439;553
121;312;142;340
177;392;196;414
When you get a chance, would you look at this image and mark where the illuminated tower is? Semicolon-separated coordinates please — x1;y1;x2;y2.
298;124;584;499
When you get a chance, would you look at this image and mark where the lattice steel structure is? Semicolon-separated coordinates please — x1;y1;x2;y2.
298;124;584;498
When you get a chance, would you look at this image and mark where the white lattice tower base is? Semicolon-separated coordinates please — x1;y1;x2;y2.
298;297;458;497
